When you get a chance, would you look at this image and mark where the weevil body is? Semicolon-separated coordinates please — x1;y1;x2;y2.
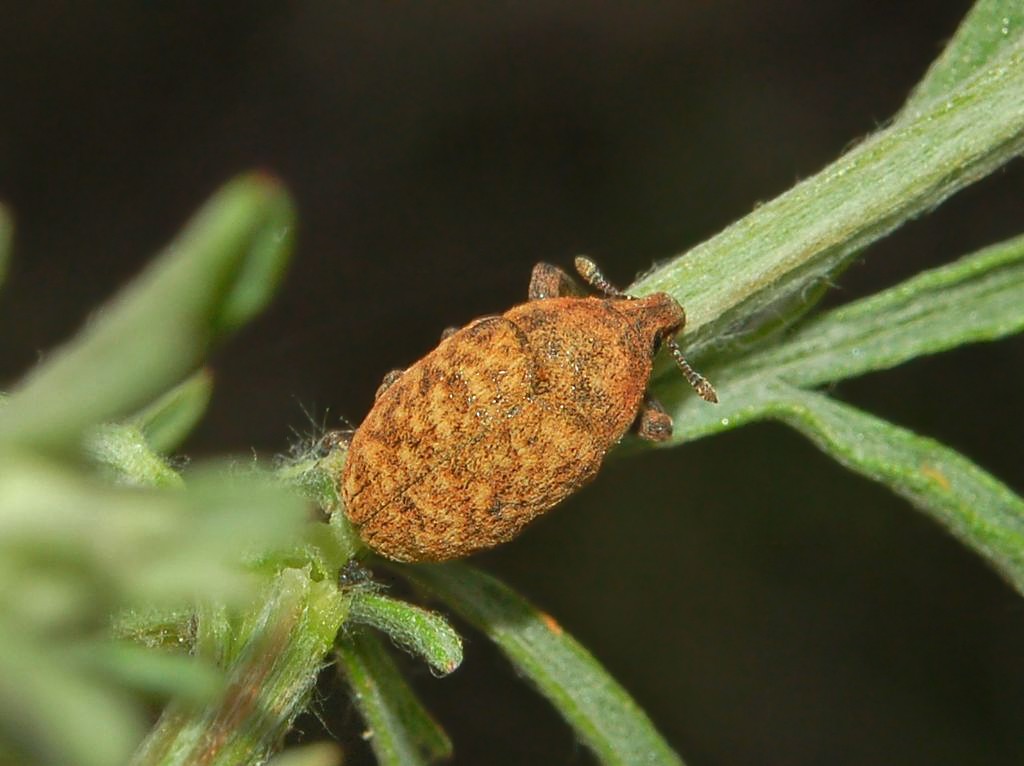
341;258;716;562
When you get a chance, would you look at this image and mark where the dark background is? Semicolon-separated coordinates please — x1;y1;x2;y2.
2;3;1023;764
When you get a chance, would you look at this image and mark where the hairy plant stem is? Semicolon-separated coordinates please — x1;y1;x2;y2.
130;569;348;766
633;37;1024;357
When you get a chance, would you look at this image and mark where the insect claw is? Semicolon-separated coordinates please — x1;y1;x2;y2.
695;377;719;404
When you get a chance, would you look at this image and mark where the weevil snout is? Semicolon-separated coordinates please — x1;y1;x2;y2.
614;292;686;349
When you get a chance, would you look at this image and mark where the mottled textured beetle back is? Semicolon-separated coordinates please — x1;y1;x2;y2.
341;262;713;562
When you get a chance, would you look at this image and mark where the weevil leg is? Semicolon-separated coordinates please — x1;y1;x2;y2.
375;368;405;400
529;262;586;300
665;338;719;403
574;256;629;298
635;394;673;442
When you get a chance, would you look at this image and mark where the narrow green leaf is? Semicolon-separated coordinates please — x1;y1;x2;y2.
403;563;685;766
654;234;1024;446
642;234;1024;595
766;386;1024;594
347;590;462;676
0;174;295;450
903;0;1024;116
133;370;214;454
84;371;215;487
728;232;1024;388
0;202;12;291
336;628;453;766
632;37;1024;359
71;641;222;705
130;569;348;766
266;743;343;766
85;423;184;488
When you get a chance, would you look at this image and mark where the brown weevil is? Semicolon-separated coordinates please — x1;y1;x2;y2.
341;257;717;562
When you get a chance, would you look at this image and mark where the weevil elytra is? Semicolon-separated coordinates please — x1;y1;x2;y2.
341;257;717;562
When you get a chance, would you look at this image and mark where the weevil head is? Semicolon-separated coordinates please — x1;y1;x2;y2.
616;291;718;403
614;292;686;355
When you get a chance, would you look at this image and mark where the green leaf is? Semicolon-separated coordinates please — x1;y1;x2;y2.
0;173;295;451
133;370;214;454
130;569;348;766
403;563;685;766
652;374;1024;595
736;232;1024;386
765;386;1024;594
0;202;12;291
71;641;222;706
336;628;453;766
655;233;1024;445
85;423;184;488
85;370;212;487
346;590;462;676
903;0;1024;116
631;36;1024;359
641;232;1024;594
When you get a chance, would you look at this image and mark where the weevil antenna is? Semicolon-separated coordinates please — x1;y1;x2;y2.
574;256;628;298
666;337;718;403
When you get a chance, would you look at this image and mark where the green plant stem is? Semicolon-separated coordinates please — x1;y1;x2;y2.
133;370;214;454
130;569;347;766
336;629;453;766
633;36;1024;357
347;591;462;676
